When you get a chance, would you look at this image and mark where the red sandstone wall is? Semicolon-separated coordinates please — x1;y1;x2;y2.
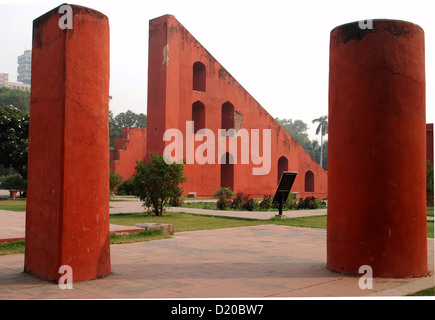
25;5;111;282
327;20;427;277
110;127;147;179
147;15;327;198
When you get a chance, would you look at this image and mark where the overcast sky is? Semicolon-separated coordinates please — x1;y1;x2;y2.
0;0;433;140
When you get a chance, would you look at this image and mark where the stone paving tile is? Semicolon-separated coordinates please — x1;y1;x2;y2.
0;225;433;299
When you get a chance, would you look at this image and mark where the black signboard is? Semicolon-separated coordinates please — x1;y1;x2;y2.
272;172;297;217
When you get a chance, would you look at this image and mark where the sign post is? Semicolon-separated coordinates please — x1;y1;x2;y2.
272;172;297;218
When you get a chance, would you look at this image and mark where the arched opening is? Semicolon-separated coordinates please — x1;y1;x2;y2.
192;101;205;133
220;152;234;190
277;156;288;183
305;170;314;192
193;61;206;92
221;102;234;137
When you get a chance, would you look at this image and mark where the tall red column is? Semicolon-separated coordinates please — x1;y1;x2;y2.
327;20;428;277
24;5;111;282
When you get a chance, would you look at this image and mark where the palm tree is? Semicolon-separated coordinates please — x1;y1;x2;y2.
312;115;328;169
306;139;320;161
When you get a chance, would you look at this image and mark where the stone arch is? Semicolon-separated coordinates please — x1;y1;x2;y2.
192;100;205;133
220;152;234;190
193;61;206;92
221;101;234;136
277;156;288;183
305;170;314;192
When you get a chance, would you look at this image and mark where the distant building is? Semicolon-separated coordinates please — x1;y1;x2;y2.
0;73;8;86
0;50;32;92
0;72;31;91
17;50;31;84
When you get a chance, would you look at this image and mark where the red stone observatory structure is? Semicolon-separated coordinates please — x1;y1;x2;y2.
327;20;428;277
142;15;328;198
24;4;111;282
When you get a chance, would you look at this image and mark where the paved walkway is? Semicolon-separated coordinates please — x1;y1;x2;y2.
109;197;328;219
0;193;434;299
110;196;434;220
1;225;433;299
0;208;144;243
0;197;327;242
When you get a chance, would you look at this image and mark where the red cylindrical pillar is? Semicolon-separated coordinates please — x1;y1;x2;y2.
327;20;427;277
24;5;111;282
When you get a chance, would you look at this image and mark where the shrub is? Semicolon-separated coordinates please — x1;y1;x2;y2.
109;170;123;196
243;196;258;211
259;194;272;210
133;153;187;216
297;196;320;210
202;202;212;209
230;192;248;210
168;195;184;207
285;192;298;210
0;105;29;177
0;173;26;190
116;178;135;196
216;194;230;210
213;187;234;199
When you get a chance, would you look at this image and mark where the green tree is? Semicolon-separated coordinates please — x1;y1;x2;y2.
0;165;16;176
0;173;27;190
306;139;320;162
312;115;328;169
0;87;30;112
427;160;434;205
116;178;135;195
115;110;147;129
320;140;328;171
109;109;147;148
133;153;187;216
109;110;121;148
109;170;123;197
0;105;29;178
276;118;311;151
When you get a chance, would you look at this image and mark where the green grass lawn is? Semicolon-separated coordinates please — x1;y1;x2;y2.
0;229;171;256
109;211;270;232
182;202;218;210
109;211;433;237
108;211;329;233
428;221;434;238
0;199;26;212
427;206;434;217
0;240;25;255
406;287;435;296
183;196;216;200
109;228;171;244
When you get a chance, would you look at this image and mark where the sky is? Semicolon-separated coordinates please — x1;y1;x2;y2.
0;0;434;140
